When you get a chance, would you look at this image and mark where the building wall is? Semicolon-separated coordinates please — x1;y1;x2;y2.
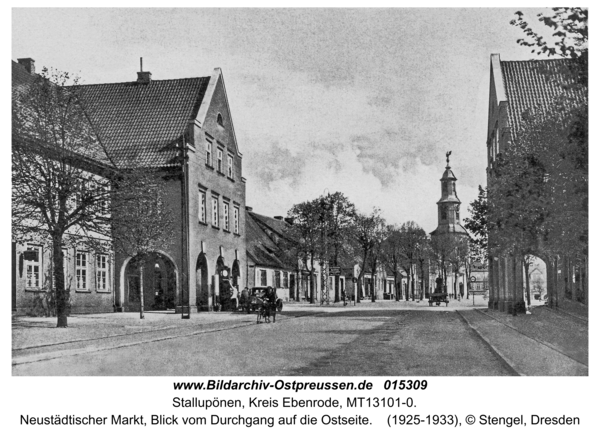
114;173;183;312
14;242;114;315
186;73;247;311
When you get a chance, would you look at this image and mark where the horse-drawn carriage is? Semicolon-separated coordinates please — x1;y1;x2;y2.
428;292;449;306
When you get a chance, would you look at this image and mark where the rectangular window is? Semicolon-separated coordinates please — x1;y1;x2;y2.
212;197;219;227
96;254;109;291
198;191;206;223
260;269;267;286
283;272;289;288
234;206;240;234
223;202;230;231
227;155;233;179
25;245;42;288
275;271;281;288
217;149;223;173
205;140;212;166
76;252;88;290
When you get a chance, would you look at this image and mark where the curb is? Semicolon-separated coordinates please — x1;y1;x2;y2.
12;321;253;366
12;312;317;367
455;311;522;376
475;309;588;367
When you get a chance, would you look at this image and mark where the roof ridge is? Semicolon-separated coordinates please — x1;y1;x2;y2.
500;58;570;63
74;76;211;87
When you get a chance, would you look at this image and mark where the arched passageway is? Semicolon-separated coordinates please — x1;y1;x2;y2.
195;253;209;311
524;255;547;307
126;252;176;311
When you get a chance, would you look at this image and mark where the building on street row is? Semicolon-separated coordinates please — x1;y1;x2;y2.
245;208;297;301
77;64;247;313
486;54;588;316
12;59;115;315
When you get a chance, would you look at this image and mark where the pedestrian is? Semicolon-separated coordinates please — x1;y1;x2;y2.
341;289;346;306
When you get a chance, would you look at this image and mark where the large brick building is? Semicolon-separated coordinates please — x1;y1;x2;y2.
486;54;587;316
78;66;247;313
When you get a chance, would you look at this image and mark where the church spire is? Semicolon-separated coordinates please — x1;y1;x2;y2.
430;152;468;237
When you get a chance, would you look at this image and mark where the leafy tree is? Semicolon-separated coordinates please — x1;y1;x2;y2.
12;67;177;326
318;192;356;302
396;221;426;301
382;225;404;301
487;9;588;269
511;8;587;61
285;199;323;304
446;236;470;299
351;208;386;303
12;68;114;327
415;238;432;300
464;185;488;262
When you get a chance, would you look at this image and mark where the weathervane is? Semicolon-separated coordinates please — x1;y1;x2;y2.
446;150;452;166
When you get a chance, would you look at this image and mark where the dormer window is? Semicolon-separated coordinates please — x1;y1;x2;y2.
217;113;224;127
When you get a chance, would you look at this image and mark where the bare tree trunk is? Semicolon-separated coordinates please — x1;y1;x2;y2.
371;262;377;303
524;256;531;307
454;270;458;299
53;233;68;328
139;263;145;319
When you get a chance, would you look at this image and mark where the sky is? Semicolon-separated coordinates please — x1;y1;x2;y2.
11;7;559;233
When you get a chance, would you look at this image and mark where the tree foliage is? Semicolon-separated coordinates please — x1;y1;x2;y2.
464;185;488;261
491;8;588;259
351;208;386;302
511;8;588;60
12;67;176;326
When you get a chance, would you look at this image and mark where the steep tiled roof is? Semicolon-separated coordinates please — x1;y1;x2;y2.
500;59;587;134
75;77;210;168
12;61;113;168
246;210;293;270
249;212;288;238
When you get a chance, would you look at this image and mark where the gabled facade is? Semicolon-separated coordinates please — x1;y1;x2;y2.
78;67;247;312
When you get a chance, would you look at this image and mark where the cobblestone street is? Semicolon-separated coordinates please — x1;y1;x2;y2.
12;302;586;376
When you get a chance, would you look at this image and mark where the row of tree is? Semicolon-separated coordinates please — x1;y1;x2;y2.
282;192;471;304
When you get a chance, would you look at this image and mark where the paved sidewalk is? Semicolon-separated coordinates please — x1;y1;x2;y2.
458;306;588;376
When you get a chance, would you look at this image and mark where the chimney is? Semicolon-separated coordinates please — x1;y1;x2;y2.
284;217;294;225
137;57;151;83
274;216;283;221
246;206;253;212
17;58;35;75
137;71;152;84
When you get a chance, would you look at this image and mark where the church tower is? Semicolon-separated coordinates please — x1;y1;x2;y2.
431;151;468;237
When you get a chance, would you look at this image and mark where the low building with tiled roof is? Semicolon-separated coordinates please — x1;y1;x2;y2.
486;54;587;317
245;209;298;301
76;65;247;313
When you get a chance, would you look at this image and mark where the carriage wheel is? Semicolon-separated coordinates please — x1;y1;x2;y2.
256;309;262;324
